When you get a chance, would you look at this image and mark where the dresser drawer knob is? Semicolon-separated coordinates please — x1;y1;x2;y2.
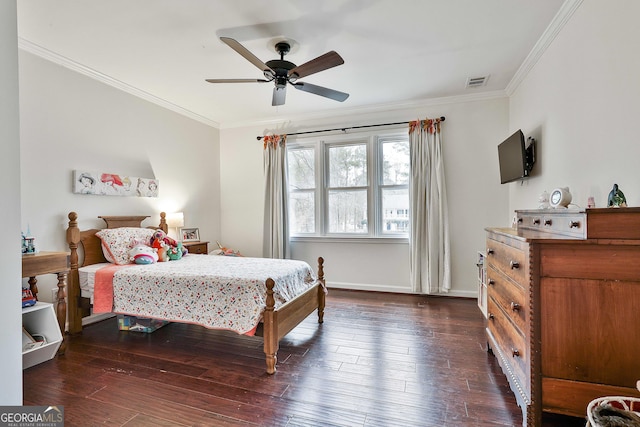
533;218;540;225
512;349;520;357
510;260;520;269
488;313;495;320
569;220;581;228
488;279;495;286
510;302;521;311
544;219;552;226
487;249;494;255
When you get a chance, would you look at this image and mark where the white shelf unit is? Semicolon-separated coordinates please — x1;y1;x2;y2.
477;251;487;318
22;302;62;369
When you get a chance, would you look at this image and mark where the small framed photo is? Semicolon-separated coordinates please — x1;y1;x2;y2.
180;227;200;242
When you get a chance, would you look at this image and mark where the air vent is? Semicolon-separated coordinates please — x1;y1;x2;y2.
466;75;489;88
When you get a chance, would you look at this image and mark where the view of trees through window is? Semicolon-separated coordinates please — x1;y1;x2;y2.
381;140;410;233
328;144;367;233
287;132;410;237
288;147;315;233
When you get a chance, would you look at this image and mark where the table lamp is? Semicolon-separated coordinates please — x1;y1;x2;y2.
166;212;184;241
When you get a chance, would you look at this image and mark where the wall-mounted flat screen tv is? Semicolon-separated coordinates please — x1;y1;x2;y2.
498;129;535;184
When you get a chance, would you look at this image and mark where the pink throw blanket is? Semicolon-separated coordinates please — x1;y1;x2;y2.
93;264;130;313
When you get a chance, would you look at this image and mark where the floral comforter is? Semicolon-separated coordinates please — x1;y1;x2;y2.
93;255;318;335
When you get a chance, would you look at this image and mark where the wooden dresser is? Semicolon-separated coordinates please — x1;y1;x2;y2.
485;208;640;426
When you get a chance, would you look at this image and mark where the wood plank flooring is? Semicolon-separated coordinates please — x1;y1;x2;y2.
23;289;586;426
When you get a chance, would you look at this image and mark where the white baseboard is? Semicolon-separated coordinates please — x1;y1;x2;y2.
82;312;114;326
326;281;476;298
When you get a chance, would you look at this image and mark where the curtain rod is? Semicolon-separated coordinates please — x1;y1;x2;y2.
256;116;445;140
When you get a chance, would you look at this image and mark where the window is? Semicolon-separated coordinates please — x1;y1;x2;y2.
380;138;410;234
287;131;410;239
327;143;368;233
288;147;316;233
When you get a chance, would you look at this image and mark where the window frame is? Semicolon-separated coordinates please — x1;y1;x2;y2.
287;129;409;243
324;137;370;237
376;135;411;236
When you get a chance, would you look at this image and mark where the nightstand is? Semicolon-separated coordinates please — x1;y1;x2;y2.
22;251;69;360
183;241;209;254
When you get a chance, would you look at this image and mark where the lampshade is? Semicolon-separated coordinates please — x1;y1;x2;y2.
166;212;184;228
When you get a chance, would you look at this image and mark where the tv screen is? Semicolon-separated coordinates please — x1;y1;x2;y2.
498;129;530;184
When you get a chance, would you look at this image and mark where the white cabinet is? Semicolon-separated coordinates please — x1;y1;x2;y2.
476;251;487;318
22;302;63;369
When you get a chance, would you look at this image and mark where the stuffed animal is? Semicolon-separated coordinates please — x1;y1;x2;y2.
151;235;169;262
150;229;187;259
211;240;243;257
128;240;158;264
167;242;183;261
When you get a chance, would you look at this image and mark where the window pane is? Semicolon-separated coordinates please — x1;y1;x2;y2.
382;188;409;233
382;140;410;185
329;144;367;187
328;189;367;233
288;148;315;190
289;191;315;233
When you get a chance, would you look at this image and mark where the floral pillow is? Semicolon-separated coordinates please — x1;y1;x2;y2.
95;227;155;265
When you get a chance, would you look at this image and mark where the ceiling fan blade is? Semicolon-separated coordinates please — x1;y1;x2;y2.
220;37;275;79
272;87;286;106
205;78;270;83
292;82;349;102
288;51;344;80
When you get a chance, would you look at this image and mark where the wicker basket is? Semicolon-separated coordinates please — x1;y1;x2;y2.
586;395;640;426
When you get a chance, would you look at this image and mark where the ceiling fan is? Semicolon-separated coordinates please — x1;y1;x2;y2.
206;37;349;106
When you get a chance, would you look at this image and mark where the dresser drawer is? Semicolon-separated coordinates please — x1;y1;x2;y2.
486;265;526;333
543;214;584;238
184;241;209;254
486;237;527;285
517;211;586;238
487;297;529;395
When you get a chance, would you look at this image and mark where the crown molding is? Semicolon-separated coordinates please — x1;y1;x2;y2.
505;0;583;96
220;90;508;130
18;37;221;128
20;0;572;133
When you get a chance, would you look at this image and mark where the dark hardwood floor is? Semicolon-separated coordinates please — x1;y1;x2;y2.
23;289;587;426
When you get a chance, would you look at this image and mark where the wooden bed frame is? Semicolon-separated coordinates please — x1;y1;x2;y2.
65;211;326;374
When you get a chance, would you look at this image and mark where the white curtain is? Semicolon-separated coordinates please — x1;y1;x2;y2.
409;118;451;294
263;134;289;259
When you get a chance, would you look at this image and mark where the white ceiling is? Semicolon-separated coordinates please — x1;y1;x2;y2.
16;0;567;128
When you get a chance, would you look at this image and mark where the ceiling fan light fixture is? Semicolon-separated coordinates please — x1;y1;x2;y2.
208;37;348;106
263;70;275;81
275;76;287;89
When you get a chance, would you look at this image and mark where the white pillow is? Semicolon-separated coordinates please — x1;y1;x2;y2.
95;227;155;265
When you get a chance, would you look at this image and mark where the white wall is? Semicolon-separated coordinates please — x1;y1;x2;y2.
221;96;510;296
509;0;640;212
1;0;24;404
19;51;221;301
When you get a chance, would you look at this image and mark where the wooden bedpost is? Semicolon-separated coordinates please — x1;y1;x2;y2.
66;212;83;334
159;212;168;234
317;257;326;324
263;278;278;375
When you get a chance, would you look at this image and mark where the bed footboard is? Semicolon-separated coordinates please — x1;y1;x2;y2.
262;257;325;374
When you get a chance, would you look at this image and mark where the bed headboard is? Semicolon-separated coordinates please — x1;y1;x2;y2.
66;211;167;333
66;212;167;268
